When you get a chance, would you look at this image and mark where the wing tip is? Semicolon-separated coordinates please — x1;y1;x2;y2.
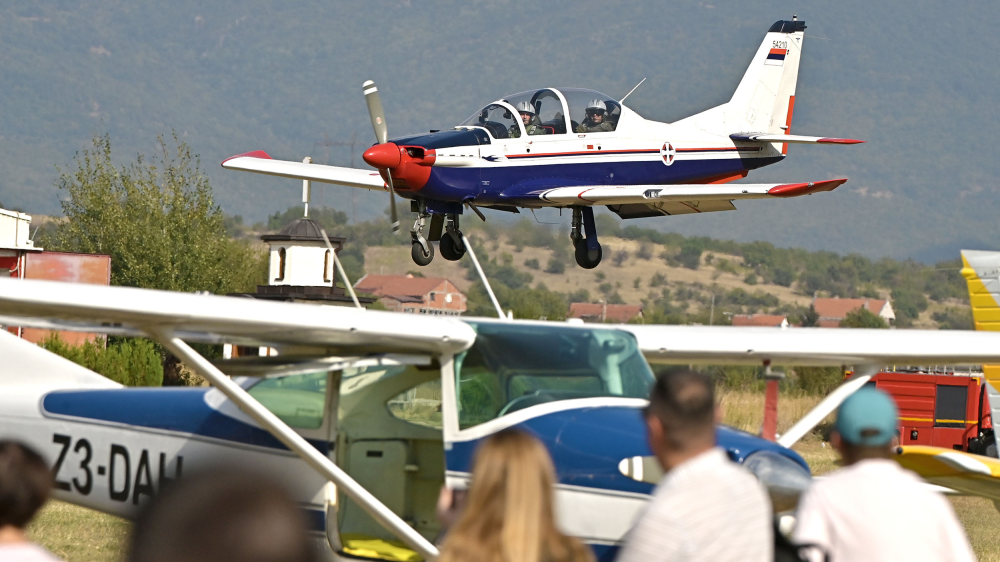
769;178;848;197
817;138;866;145
222;150;273;166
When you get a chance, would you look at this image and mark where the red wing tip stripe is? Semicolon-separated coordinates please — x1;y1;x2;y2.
768;178;848;197
222;150;273;164
817;138;865;144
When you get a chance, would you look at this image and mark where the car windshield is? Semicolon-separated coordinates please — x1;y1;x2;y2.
455;322;654;429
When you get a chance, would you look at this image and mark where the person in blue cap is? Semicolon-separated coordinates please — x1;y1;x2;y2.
792;387;975;562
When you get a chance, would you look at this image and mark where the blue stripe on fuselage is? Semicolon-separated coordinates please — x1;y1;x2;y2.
410;156;783;205
41;388;330;454
447;404;808;495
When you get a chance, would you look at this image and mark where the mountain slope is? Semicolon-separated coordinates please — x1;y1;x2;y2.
1;0;999;261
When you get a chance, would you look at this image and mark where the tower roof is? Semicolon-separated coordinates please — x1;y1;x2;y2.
261;218;344;243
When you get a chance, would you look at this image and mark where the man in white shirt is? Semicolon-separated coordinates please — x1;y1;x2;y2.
793;387;976;562
616;370;773;562
0;441;64;562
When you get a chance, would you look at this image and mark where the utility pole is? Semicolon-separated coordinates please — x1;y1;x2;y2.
312;132;359;222
709;293;715;325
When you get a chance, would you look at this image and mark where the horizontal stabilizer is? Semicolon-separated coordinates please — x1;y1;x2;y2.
222;152;387;191
730;133;865;145
533;179;847;206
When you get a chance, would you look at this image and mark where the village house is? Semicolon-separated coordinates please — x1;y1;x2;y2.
812;297;895;327
354;274;467;316
568;303;644;323
731;314;789;327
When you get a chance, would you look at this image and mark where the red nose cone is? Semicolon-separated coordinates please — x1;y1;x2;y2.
363;143;402;169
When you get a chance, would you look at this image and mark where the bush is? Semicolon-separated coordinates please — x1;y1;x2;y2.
933;307;974;330
839;308;889;328
650;272;667;287
524;258;540;270
677;240;704;270
795;367;843;395
612;250;630;267
40;333;164;386
636;242;653;260
544;258;565;274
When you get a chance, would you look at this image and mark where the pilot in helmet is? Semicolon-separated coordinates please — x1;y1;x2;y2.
576;99;614;133
508;101;550;138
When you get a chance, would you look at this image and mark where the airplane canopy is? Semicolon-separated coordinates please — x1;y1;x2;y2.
459;88;622;139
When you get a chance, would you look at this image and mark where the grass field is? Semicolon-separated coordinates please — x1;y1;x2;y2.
25;389;1000;560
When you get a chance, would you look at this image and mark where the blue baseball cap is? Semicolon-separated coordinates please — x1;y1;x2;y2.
835;387;898;446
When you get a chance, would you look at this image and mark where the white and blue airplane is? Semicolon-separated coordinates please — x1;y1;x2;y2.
222;17;862;270
4;278;1000;561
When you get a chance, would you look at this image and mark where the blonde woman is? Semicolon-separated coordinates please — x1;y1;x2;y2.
439;430;594;562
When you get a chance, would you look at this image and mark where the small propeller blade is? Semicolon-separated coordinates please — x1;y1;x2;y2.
363;80;388;145
387;174;400;233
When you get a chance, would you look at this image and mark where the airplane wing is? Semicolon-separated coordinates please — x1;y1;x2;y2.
624;324;1000;366
0;278;474;356
895;446;1000;502
730;133;865;145
222;151;387;191
532;179;846;211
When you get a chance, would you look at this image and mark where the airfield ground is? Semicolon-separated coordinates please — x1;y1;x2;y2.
27;390;1000;561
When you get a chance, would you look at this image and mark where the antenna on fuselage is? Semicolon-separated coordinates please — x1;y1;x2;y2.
619;77;647;104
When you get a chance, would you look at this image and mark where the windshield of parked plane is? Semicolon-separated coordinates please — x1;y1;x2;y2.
455;322;654;429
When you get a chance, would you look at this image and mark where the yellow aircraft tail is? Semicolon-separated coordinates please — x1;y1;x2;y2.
961;250;1000;389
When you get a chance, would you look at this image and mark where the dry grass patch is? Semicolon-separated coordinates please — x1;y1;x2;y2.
719;389;828;439
28;501;129;562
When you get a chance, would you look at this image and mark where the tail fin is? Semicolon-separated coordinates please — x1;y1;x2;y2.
962;249;1000;453
677;18;806;139
962;250;1000;331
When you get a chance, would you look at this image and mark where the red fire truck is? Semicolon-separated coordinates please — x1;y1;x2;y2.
869;370;995;457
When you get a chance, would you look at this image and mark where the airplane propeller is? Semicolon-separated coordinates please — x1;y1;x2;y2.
362;80;400;233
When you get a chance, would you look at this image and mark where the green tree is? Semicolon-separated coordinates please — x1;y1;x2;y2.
839;307;889;328
40;333;163;387
800;305;819;327
49;133;266;294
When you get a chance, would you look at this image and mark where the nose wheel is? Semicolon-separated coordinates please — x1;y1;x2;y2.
571;206;602;269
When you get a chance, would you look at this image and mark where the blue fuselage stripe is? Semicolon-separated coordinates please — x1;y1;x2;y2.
41;389;330;454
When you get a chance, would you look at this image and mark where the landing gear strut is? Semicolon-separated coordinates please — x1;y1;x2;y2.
571;206;602;269
439;215;466;261
410;204;467;266
410;204;434;266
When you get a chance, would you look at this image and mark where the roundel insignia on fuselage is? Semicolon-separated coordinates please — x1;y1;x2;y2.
660;142;675;166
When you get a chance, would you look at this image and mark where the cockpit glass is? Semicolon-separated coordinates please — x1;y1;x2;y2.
503;89;569;135
561;88;621;133
459;103;521;139
454;322;654;429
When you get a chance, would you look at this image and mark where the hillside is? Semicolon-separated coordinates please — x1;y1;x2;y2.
1;1;1000;261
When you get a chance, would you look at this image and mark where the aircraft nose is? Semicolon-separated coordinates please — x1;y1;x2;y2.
363;142;402;169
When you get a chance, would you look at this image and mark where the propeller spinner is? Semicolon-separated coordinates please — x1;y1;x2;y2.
362;80;400;233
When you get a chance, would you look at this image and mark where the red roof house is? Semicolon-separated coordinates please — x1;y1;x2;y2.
354;274;466;315
569;303;643;323
812;297;895;327
731;314;789;327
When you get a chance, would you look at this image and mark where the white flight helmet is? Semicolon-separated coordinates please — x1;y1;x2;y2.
586;99;607;114
516;101;536;115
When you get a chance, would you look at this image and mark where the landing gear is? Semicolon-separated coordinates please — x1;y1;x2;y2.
410;204;434;266
571;206;602;269
439;215;466;261
409;204;466;266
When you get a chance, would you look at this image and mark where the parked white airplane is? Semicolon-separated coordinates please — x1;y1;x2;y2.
3;278;1000;561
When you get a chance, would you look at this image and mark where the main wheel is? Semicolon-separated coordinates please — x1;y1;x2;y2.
411;241;434;266
574;238;602;269
439;232;466;261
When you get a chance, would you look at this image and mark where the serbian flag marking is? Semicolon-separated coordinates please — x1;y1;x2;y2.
765;48;787;66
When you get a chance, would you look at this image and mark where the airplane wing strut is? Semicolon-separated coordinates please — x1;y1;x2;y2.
151;329;440;561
